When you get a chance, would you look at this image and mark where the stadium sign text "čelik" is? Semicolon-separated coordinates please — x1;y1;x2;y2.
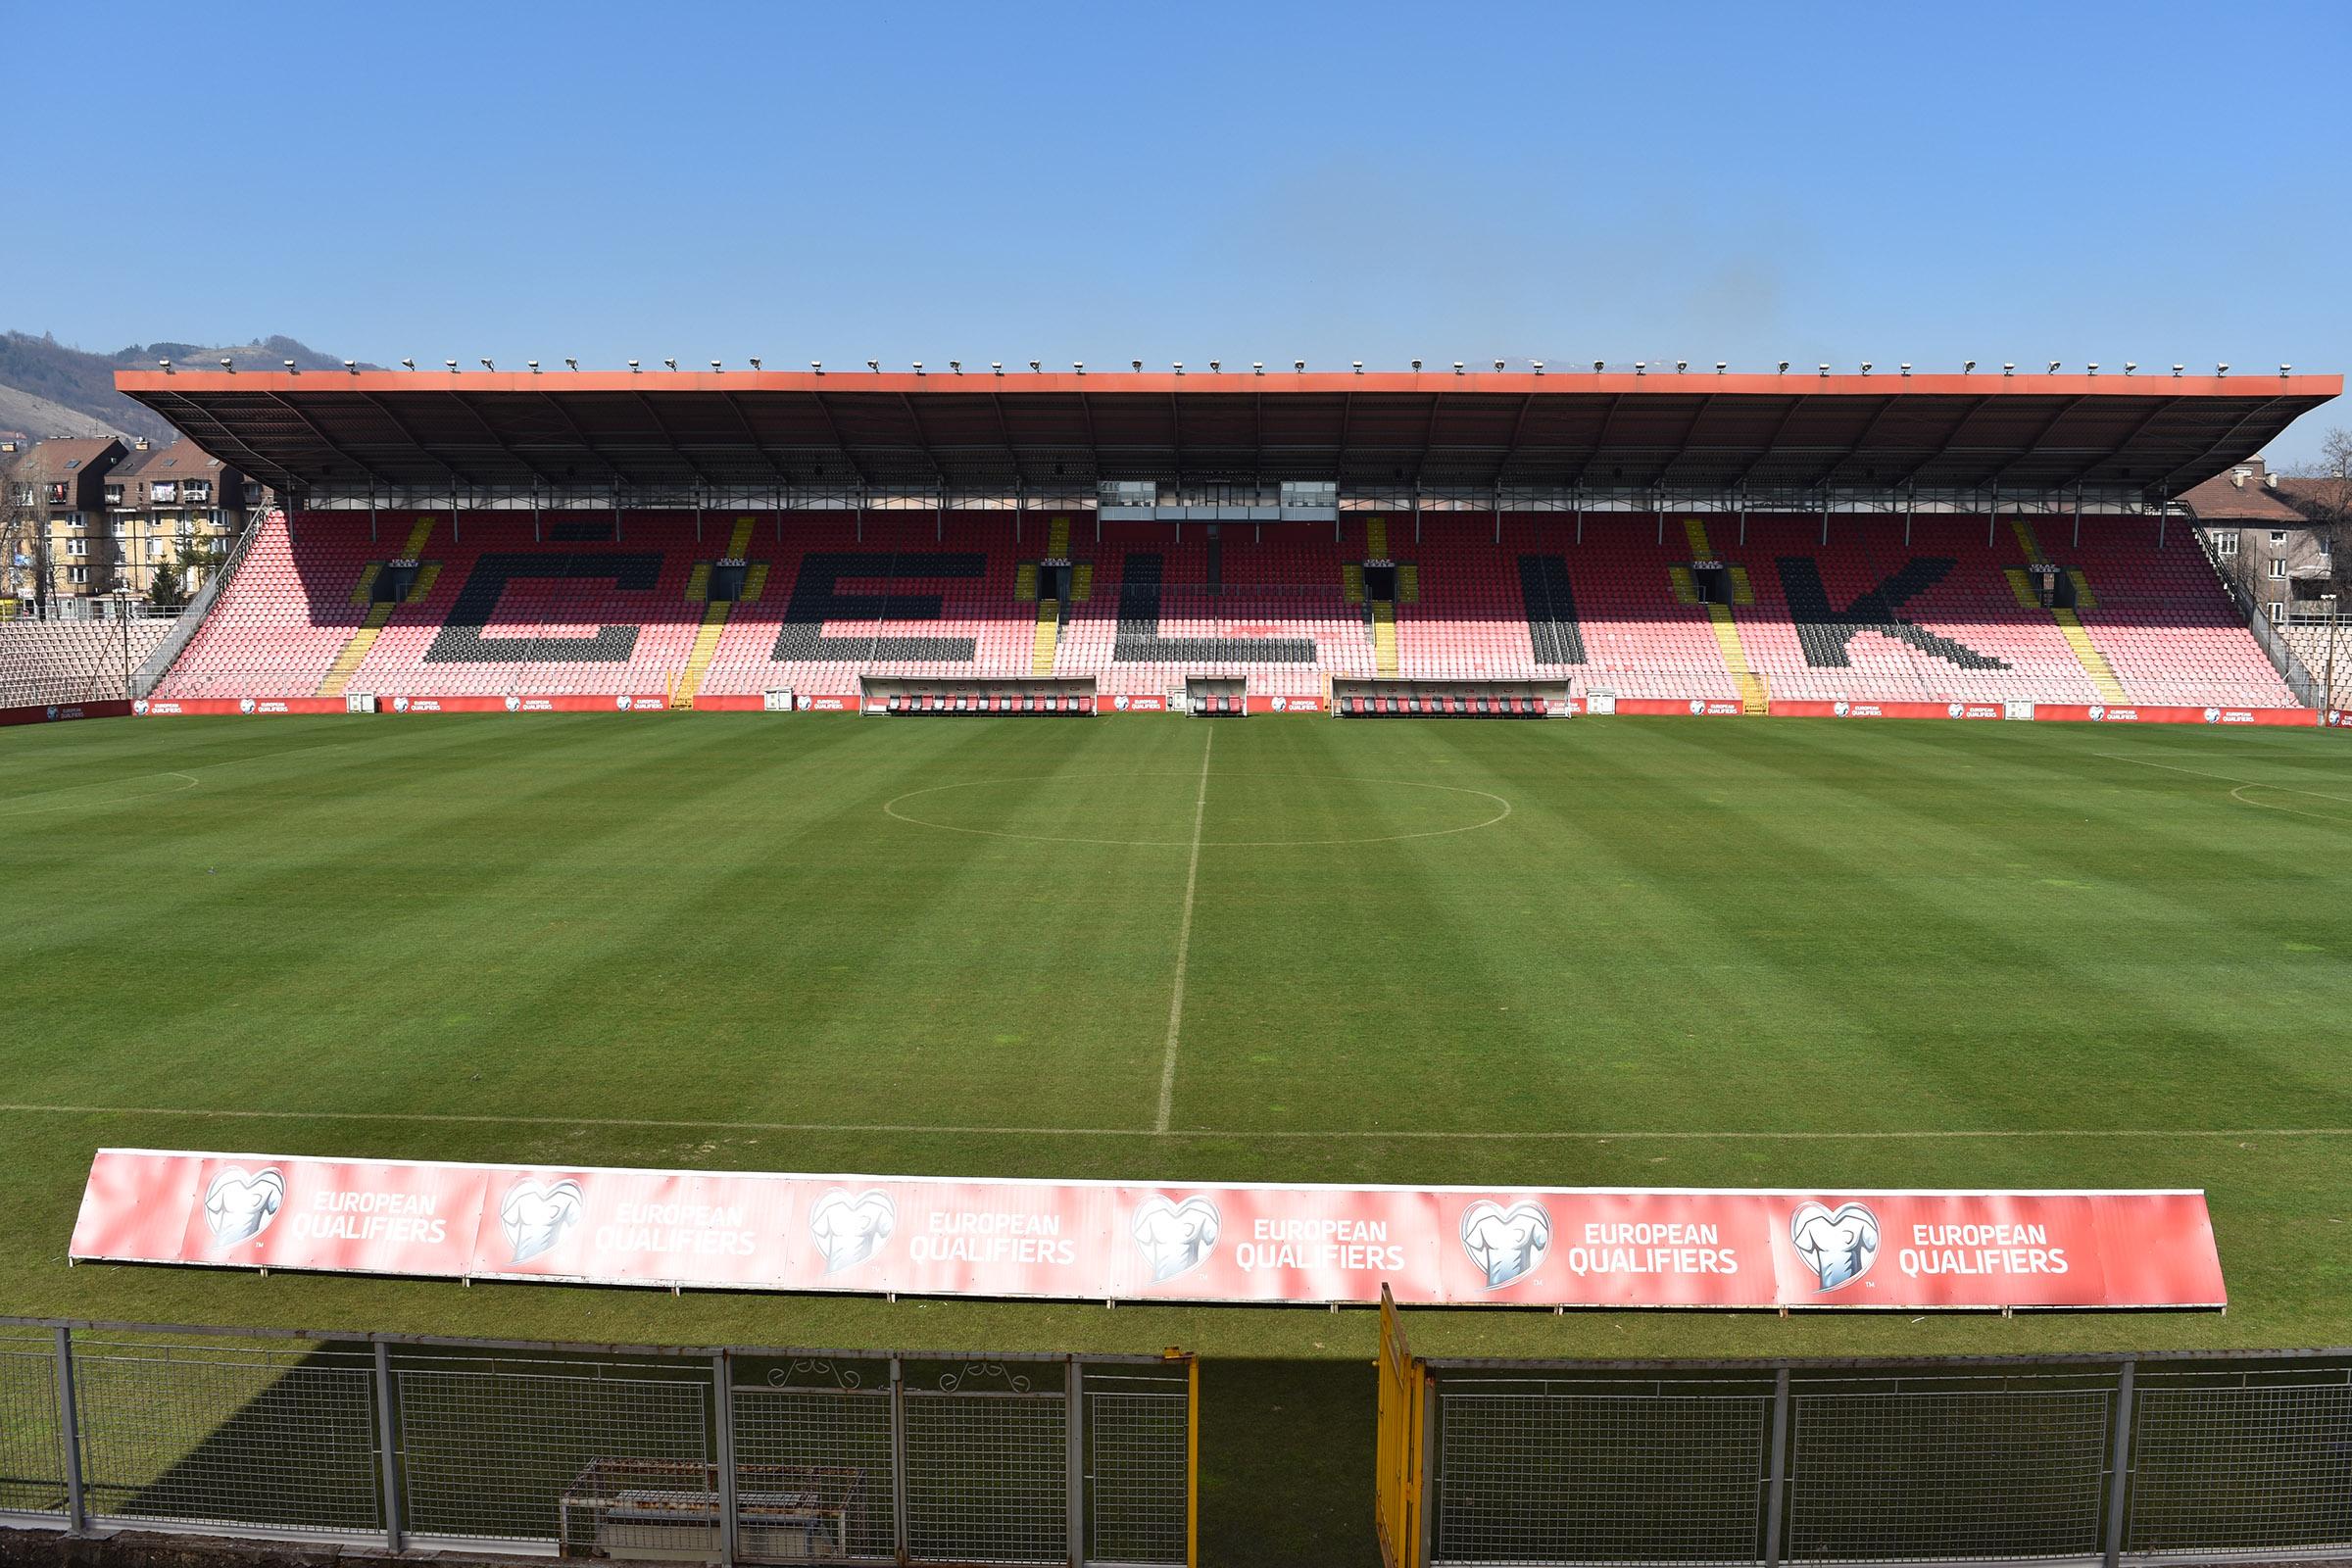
73;1150;2227;1310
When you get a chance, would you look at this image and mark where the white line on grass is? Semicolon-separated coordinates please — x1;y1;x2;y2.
1153;727;1213;1133
5;1102;2349;1141
2098;753;2352;805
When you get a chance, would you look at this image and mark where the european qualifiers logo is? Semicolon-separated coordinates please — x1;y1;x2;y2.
499;1178;585;1264
1131;1196;1221;1283
1790;1200;1880;1291
1459;1200;1553;1290
203;1166;285;1250
808;1188;896;1274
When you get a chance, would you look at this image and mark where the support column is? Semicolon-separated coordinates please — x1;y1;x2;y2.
1065;1359;1085;1568
713;1352;738;1567
374;1342;404;1551
1762;1367;1789;1568
54;1327;85;1536
890;1356;909;1561
2103;1361;2135;1568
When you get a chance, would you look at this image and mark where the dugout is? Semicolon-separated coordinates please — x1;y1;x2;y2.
1332;677;1569;718
860;674;1097;715
1185;676;1248;716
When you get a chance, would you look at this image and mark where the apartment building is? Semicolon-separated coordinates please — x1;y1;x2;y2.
101;437;259;597
2;437;127;611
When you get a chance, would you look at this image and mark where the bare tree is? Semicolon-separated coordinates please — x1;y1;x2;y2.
0;455;49;616
2277;425;2352;598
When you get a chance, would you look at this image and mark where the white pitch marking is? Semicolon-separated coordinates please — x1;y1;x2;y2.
1154;728;1213;1133
3;1102;2350;1142
2098;752;2352;805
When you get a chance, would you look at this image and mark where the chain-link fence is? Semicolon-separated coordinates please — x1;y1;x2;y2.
0;1319;1194;1566
1398;1353;2352;1568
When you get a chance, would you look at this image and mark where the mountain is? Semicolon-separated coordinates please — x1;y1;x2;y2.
0;331;377;445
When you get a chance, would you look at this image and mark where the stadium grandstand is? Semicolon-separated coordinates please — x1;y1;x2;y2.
84;366;2343;719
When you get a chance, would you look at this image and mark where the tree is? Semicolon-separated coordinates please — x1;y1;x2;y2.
0;457;48;615
147;557;185;610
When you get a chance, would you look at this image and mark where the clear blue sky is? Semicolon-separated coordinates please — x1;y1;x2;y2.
14;0;2347;461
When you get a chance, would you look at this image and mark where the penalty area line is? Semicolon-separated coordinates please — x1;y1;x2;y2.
2;1103;2349;1142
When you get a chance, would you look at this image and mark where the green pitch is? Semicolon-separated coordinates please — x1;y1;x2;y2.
3;712;2350;1362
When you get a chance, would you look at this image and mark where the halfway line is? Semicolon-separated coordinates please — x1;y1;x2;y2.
3;1103;2348;1142
1153;727;1213;1133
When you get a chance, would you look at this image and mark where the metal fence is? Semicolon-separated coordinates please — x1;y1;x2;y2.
1387;1351;2352;1568
0;1320;1194;1566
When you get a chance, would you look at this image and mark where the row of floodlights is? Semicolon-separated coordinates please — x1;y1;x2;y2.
156;357;2297;378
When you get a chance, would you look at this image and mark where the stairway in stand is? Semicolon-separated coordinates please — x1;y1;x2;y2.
672;517;762;710
318;517;438;698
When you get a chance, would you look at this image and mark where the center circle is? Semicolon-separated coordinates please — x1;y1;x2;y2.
881;772;1512;848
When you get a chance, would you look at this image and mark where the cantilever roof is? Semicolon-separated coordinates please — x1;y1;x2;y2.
116;368;2342;499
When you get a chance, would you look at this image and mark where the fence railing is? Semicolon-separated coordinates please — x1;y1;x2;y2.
0;1319;1195;1567
1388;1350;2352;1568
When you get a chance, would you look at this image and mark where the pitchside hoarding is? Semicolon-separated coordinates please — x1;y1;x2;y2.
72;1150;2226;1310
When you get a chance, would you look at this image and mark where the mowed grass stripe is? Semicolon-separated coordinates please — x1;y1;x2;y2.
1;713;2349;1361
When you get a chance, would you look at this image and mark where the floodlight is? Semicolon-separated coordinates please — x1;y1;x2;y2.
446;360;459;371
1295;360;1306;371
344;361;357;373
811;361;823;372
1595;360;1606;372
1495;360;1506;371
867;359;879;372
1030;360;1042;371
992;363;1004;374
1777;360;1788;372
2087;363;2099;375
1455;362;1468;373
2173;364;2183;376
2003;364;2015;375
1818;363;1830;375
565;358;578;370
2124;362;2136;374
1352;361;1363;373
629;360;641;371
159;359;172;371
2281;364;2293;376
2047;361;2060;373
286;360;299;371
1715;362;1727;373
947;361;957;373
1073;362;1084;374
912;363;924;374
1964;360;1976;372
1899;363;1912;375
1411;359;1422;370
1675;360;1688;372
1253;363;1264;374
710;360;722;371
1174;363;1185;373
220;358;233;370
527;360;540;372
1534;361;1545;373
1636;362;1647;374
664;358;678;371
480;359;495;371
1132;359;1143;371
2217;363;2230;375
1210;361;1221;372
402;359;416;370
1860;362;1872;374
